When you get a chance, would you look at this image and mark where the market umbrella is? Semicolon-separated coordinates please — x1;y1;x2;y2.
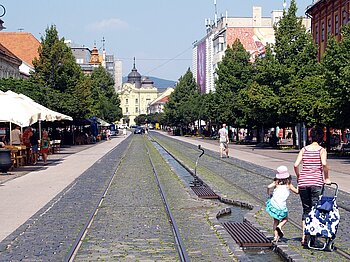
5;91;73;139
5;91;73;122
0;91;41;127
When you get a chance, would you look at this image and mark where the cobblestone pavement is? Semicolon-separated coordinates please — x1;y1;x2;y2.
76;135;235;261
0;138;130;261
151;132;350;261
0;134;237;261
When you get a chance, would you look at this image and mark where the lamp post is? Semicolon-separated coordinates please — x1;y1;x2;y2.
0;4;6;31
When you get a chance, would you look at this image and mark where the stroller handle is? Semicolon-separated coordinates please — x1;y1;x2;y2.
321;182;339;197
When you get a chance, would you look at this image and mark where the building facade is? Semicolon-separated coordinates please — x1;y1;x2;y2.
148;87;174;114
118;62;159;126
193;6;311;93
0;43;21;78
0;32;40;77
306;0;350;59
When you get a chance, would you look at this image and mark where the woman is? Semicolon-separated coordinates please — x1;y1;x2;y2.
294;126;331;246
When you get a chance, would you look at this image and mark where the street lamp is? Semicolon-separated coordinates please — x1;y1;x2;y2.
0;4;6;31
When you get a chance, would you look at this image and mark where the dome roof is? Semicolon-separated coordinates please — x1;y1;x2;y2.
127;58;141;87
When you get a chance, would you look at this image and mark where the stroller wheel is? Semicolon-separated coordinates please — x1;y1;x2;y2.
325;239;335;252
308;236;316;248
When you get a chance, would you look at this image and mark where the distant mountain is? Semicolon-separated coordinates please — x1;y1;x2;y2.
122;76;176;89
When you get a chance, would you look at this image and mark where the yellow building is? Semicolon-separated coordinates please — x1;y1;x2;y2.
118;60;158;126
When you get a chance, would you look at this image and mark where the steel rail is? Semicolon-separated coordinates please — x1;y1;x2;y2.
145;140;190;262
150;133;350;261
63;140;132;262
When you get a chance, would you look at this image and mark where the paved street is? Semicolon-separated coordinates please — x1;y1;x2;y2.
0;130;349;261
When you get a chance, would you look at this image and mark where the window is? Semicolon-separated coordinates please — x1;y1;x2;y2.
321;22;325;42
328;18;332;35
126;107;129;113
135;98;138;104
335;14;339;35
135;107;138;113
126;98;128;104
315;25;319;44
343;10;347;25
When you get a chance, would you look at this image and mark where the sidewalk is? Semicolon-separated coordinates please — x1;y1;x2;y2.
0;133;129;242
163;132;350;194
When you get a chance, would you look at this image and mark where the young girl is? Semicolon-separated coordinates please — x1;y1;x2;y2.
40;130;50;165
266;165;298;242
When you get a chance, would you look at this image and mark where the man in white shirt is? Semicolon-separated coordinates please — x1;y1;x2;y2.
11;126;22;145
218;123;229;158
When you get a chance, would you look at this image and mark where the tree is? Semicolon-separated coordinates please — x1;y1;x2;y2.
214;39;253;126
273;0;320;128
321;25;350;128
32;25;83;93
164;68;199;131
90;66;122;123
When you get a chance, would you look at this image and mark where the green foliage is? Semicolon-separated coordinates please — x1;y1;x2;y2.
164;68;199;127
321;24;350;128
214;40;253;126
134;114;147;126
90;66;122;123
237;82;279;127
32;25;83;92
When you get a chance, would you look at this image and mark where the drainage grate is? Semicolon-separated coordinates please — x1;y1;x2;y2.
190;185;219;199
222;221;272;248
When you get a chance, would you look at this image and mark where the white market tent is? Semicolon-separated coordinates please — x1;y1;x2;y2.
5;91;73;123
0;91;41;127
0;90;73;142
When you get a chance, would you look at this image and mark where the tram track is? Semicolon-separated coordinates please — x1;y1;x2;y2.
65;136;190;261
64;137;132;262
149;132;350;261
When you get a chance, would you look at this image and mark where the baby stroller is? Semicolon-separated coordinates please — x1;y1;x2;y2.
304;183;340;251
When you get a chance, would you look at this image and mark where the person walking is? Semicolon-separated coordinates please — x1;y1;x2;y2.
30;130;39;165
293;126;331;246
266;165;298;243
123;127;127;138
218;123;229;158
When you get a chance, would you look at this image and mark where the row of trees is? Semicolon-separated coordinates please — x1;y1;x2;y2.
0;25;122;123
162;0;350;141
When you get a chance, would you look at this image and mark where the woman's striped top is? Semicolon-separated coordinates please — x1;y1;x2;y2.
298;146;324;187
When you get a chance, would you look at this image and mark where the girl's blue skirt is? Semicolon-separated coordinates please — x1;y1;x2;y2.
266;199;288;221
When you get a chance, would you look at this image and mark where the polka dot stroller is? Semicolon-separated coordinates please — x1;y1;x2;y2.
304;183;340;251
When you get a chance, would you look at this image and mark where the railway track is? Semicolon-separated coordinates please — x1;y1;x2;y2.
149;131;350;261
64;137;190;261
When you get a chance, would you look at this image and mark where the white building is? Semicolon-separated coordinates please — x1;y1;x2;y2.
192;6;311;93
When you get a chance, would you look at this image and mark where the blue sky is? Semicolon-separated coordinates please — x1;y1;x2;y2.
1;0;311;81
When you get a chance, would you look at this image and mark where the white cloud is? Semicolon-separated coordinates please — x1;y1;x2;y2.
88;18;129;31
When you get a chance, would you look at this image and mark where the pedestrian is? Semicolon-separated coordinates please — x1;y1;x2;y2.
293;126;331;246
40;130;50;165
22;127;33;163
106;129;111;140
30;129;39;165
218;123;229;158
10;125;22;145
266;165;299;243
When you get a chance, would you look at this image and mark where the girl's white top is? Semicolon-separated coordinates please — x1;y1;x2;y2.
270;185;290;210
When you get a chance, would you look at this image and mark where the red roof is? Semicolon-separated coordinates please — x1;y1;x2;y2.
0;32;40;67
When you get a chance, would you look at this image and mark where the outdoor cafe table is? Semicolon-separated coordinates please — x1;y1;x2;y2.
4;145;27;168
